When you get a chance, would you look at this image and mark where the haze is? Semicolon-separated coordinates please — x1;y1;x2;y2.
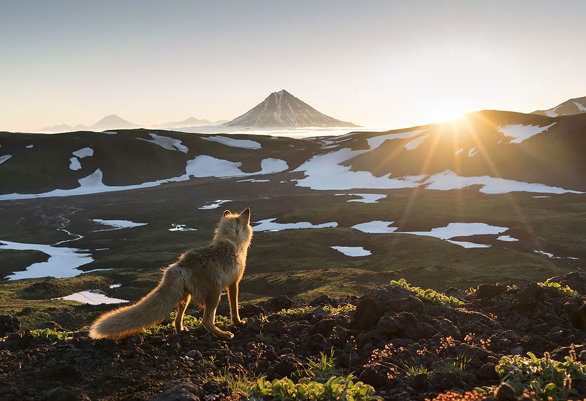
1;0;585;132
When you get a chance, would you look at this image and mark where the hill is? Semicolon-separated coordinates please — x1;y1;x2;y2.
533;96;586;117
0;272;583;400
2;110;584;197
224;90;357;128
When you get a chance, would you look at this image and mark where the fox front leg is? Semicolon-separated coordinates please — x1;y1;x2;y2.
202;290;234;339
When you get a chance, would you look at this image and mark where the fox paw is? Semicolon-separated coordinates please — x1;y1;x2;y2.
218;330;234;340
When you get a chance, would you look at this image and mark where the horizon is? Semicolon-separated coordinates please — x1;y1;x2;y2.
1;1;586;132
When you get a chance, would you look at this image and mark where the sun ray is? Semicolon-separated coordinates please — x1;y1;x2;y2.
461;112;535;237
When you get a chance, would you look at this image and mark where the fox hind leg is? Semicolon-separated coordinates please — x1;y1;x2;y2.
175;293;191;332
202;290;234;339
228;281;242;325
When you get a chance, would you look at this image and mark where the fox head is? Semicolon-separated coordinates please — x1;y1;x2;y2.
213;207;253;247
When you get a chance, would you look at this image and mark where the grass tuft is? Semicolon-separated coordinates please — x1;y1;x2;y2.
390;279;465;308
537;278;579;298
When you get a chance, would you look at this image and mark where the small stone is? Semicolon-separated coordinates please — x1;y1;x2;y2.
476;284;506;299
510;345;524;355
412;373;428;390
477;363;498;380
239;304;264;318
0;315;20;336
495;382;517;401
147;380;200;401
310;294;333;307
263;295;293;312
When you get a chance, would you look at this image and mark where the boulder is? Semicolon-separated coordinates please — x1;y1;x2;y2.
352;298;380;329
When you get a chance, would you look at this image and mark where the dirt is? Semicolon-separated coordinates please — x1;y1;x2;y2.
0;272;584;401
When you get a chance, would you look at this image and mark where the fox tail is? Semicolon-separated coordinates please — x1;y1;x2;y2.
89;266;185;339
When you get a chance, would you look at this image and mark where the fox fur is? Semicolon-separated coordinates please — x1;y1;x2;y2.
89;207;253;340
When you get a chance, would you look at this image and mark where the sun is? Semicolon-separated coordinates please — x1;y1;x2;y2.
428;96;477;123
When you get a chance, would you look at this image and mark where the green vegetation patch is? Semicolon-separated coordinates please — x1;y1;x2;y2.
390;279;465;308
496;350;586;401
537;278;579;298
249;375;379;401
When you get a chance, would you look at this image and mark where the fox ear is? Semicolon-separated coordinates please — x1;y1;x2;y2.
239;207;251;223
223;210;231;217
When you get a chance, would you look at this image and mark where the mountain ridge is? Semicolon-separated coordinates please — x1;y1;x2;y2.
532;95;586;117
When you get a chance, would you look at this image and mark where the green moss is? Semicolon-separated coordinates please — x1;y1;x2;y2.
390;279;465;308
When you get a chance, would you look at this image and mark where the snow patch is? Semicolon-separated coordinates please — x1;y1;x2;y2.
455;148;464;156
534;250;557;259
331;246;371;257
0;239;94;280
352;221;397;234
138;133;188;153
109;283;122;289
347;193;386;203
293;148;420;191
202;135;261;149
69;157;81;171
366;129;427;150
59;290;128;305
92;219;147;232
26;144;34;149
497;123;556;144
404;134;429;150
0;155;13;165
253;218;338;232
573;101;586;112
397;222;508;248
468;147;478;157
237;178;270;183
497;235;519;242
72;147;94;158
424;170;582;195
169;224;197;232
187;156;288;178
199;200;230;210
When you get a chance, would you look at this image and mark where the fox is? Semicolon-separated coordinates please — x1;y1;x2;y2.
89;207;253;340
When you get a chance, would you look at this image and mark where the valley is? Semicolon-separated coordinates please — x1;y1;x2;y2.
0;110;584;330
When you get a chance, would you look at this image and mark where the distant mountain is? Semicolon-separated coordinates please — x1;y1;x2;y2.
155;117;220;129
89;114;137;131
38;123;87;133
224;89;357;128
38;114;137;133
533;96;586;117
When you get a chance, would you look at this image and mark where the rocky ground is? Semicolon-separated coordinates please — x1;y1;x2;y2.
0;272;584;401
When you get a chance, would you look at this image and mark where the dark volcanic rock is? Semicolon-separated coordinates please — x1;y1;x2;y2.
352;298;380;329
39;321;64;331
310;294;335;307
495;382;517;401
0;315;20;336
43;387;89;401
239;303;264;318
262;295;293;312
565;300;586;330
476;283;506;298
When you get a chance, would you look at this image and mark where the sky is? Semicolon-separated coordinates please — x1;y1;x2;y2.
1;0;585;132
